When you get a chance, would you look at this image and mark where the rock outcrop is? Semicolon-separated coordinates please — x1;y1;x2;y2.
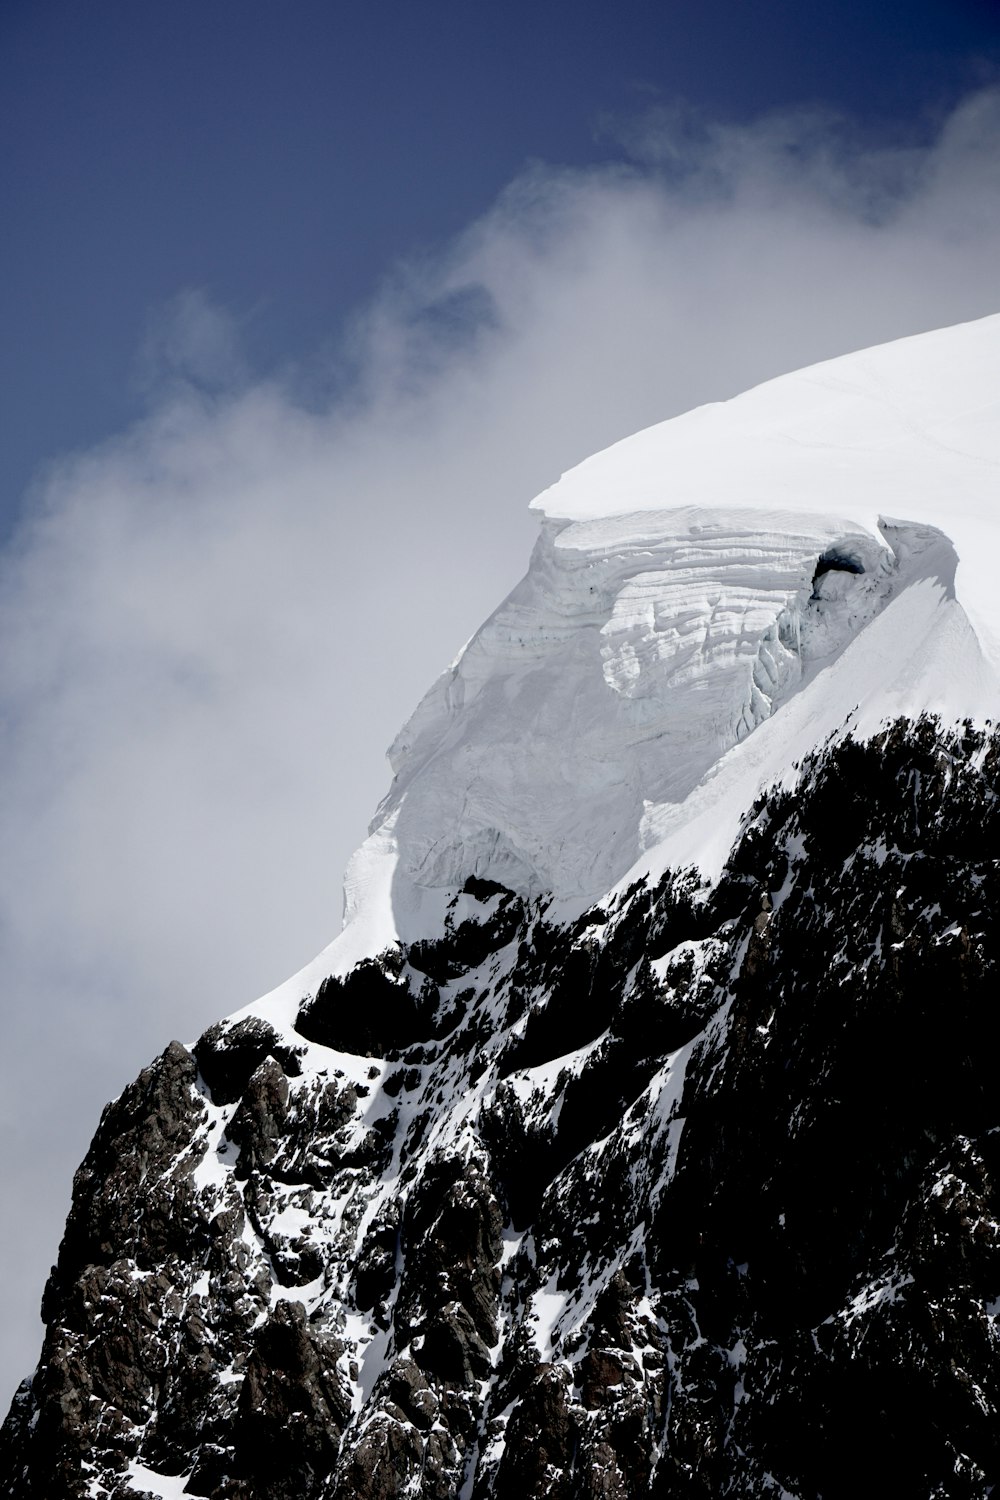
5;717;1000;1498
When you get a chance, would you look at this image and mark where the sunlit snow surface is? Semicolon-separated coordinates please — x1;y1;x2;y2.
245;312;1000;1011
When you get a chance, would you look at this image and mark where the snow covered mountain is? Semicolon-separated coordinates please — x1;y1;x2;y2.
4;315;1000;1500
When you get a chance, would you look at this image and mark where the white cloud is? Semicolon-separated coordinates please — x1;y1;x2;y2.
2;89;1000;1400
135;286;250;392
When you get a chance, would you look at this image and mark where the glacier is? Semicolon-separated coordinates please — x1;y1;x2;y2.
288;312;1000;995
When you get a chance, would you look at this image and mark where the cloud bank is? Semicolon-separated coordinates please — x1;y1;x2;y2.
3;90;1000;1399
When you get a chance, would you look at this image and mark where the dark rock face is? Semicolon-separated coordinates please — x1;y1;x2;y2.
5;716;1000;1499
195;1019;303;1107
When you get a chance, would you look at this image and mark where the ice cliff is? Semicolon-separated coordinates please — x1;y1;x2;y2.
349;313;1000;933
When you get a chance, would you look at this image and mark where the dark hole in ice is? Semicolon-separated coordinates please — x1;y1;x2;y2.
812;548;865;586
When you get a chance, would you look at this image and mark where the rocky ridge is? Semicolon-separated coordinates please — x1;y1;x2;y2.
4;715;1000;1499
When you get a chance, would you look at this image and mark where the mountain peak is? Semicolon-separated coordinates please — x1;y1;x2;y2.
7;317;1000;1500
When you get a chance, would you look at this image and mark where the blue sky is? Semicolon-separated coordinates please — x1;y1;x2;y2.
3;0;999;527
2;0;1000;1407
